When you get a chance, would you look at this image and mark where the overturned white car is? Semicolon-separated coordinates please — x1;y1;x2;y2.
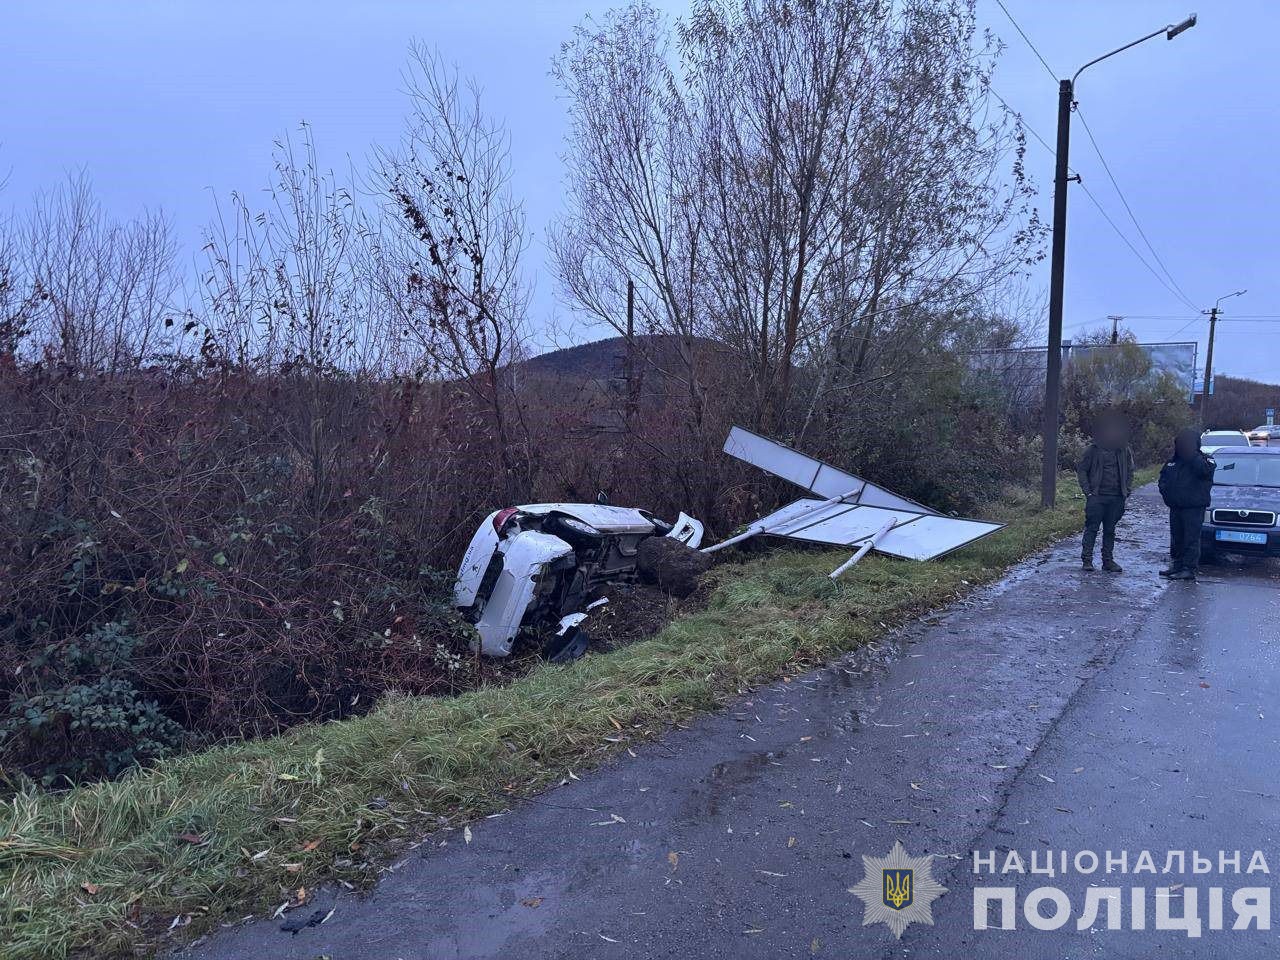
454;503;703;661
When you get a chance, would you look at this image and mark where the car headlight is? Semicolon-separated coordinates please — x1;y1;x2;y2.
1204;509;1213;523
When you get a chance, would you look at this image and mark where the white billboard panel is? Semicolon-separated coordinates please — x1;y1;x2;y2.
723;427;937;515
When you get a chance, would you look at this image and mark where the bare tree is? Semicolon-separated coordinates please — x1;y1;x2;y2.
367;44;531;496
0;200;35;369
551;5;707;350
554;0;1043;439
202;126;386;374
550;4;721;508
19;174;179;373
201;126;383;528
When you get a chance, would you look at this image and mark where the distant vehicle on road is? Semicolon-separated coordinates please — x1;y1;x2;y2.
1201;447;1280;559
1245;424;1280;445
1200;430;1252;453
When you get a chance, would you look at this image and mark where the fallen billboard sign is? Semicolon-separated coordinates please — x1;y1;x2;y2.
704;427;1003;576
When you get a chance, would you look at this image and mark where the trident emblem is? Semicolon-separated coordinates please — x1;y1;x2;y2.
852;842;945;938
883;869;913;911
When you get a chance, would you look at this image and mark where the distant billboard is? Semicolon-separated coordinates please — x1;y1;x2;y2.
1073;341;1199;401
969;341;1199;404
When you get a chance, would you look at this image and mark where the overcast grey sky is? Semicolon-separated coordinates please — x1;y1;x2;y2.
3;0;1277;382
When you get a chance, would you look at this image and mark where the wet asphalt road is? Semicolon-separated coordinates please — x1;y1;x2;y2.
184;486;1280;959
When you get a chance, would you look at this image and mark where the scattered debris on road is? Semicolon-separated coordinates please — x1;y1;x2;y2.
279;908;330;936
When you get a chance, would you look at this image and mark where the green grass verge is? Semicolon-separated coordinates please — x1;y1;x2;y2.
0;473;1150;959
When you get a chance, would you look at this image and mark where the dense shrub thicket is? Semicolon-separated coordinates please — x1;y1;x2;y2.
0;622;184;784
1059;334;1196;467
0;0;1196;788
0;369;494;787
0;338;1183;788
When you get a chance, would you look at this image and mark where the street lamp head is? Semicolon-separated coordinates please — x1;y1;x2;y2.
1167;14;1197;40
1208;289;1247;311
1074;14;1199;84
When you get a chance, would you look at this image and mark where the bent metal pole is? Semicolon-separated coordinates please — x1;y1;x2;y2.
701;487;864;554
828;518;899;580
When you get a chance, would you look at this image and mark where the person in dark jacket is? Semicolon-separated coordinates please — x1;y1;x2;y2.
1076;413;1135;572
1158;427;1216;581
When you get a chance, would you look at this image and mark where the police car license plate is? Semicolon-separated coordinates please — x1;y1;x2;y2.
1216;530;1268;545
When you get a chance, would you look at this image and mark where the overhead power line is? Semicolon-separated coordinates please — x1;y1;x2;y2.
1063;315;1109;331
1133;316;1280;326
1170;314;1203;336
1075;178;1197;310
1074;106;1199;312
1116;316;1202;323
993;0;1059;84
989;85;1204;315
987;86;1077;174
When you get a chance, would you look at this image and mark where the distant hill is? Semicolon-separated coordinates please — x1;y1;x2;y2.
516;334;734;383
1204;375;1280;430
518;337;631;381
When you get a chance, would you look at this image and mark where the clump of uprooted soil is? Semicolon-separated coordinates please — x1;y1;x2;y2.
587;539;715;652
636;536;713;597
584;582;688;652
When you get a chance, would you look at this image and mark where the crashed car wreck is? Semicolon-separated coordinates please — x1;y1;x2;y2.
454;503;704;661
456;426;1004;662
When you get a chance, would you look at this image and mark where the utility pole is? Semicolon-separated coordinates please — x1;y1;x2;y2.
1201;305;1218;425
1037;13;1198;508
1200;288;1246;426
1108;315;1123;344
624;278;637;428
1040;78;1076;508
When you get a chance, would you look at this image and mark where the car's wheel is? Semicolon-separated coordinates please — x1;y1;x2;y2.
543;514;605;546
545;625;589;663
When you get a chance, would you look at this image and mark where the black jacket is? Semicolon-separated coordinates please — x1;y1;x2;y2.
1158;451;1216;509
1077;444;1135;498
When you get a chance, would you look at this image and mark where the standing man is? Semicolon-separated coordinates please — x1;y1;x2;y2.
1158;427;1216;581
1076;413;1135;572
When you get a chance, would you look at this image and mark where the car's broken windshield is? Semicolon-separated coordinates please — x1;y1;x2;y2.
1214;455;1280;487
